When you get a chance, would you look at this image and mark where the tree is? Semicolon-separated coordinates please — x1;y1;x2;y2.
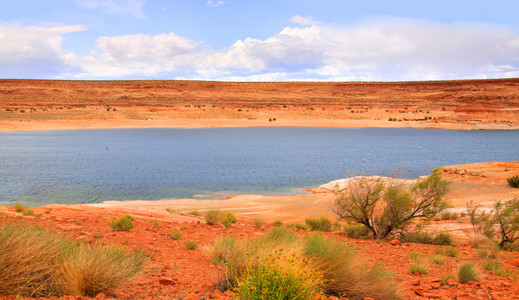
332;169;449;239
468;197;519;248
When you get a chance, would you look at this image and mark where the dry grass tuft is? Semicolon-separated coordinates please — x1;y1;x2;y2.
0;222;146;298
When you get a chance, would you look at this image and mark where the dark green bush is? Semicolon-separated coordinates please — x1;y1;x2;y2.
109;216;134;231
508;175;519;188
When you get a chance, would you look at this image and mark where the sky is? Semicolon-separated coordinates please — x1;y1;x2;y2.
1;0;519;81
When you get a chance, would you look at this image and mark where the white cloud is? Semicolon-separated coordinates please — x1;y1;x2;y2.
2;19;519;81
73;0;147;19
0;25;86;78
289;15;319;26
206;0;225;7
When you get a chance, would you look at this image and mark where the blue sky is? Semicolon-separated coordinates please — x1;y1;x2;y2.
1;0;518;81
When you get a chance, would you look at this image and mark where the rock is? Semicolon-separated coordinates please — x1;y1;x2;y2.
328;297;340;300
94;293;105;300
446;279;457;286
184;294;200;300
363;298;375;300
414;288;426;296
210;289;223;298
430;282;440;289
390;239;401;246
411;278;421;286
159;277;175;285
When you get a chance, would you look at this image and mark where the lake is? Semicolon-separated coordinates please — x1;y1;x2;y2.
0;128;517;206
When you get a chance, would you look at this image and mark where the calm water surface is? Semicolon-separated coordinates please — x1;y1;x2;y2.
0;128;517;206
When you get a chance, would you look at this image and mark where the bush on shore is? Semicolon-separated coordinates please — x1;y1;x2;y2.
0;222;146;298
208;228;398;299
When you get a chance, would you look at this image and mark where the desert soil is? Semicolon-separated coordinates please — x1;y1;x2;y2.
0;79;518;132
1;161;518;300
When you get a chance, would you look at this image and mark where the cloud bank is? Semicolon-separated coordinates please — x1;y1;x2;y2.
1;18;519;81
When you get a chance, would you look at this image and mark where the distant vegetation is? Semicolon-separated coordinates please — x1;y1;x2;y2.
508;175;519;188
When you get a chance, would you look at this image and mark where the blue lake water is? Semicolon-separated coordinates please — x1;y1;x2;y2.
0;128;517;206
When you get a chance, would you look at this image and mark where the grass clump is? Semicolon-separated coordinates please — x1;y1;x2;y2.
253;218;265;228
185;241;198;250
482;259;510;276
429;255;445;265
305;216;332;232
458;263;478;283
169;230;183;240
436;246;459;257
0;222;146;298
407;252;429;274
109;215;135;231
22;208;35;216
209;228;398;299
205;209;224;225
188;210;201;216
165;208;179;213
343;223;369;238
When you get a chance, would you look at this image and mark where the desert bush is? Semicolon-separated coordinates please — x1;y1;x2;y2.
209;229;398;299
436;247;458;257
109;215;134;231
305;216;332;232
508;175;519;188
458;263;478;283
468;198;519;248
169;230;183;240
407;252;429;274
185;241;198;249
151;219;160;227
343;223;369;238
188;209;202;216
398;231;454;246
253;218;265;228
470;234;497;250
332;169;449;239
0;223;145;297
222;212;238;228
205;209;223;225
441;212;451;220
22;208;35;216
165;208;179;213
13;202;25;212
286;222;310;230
272;220;283;227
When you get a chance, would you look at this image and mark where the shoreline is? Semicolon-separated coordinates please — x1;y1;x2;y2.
1;118;518;132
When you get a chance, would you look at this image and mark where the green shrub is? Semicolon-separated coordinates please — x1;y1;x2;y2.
436;247;458;257
169;231;183;240
305;216;332;232
482;259;509;276
343;223;369;238
188;210;201;216
253;218;265;228
13;202;25;213
408;263;428;274
22;209;35;216
458;263;478;283
434;232;455;246
223;212;238;223
151;220;160;227
165;208;179;213
440;274;454;285
399;231;454;246
508;175;519;188
210;229;398;300
477;249;488;258
286;222;310;230
0;223;146;297
272;220;283;227
109;216;134;231
441;212;452;220
429;255;445;265
205;209;223;225
185;241;198;249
